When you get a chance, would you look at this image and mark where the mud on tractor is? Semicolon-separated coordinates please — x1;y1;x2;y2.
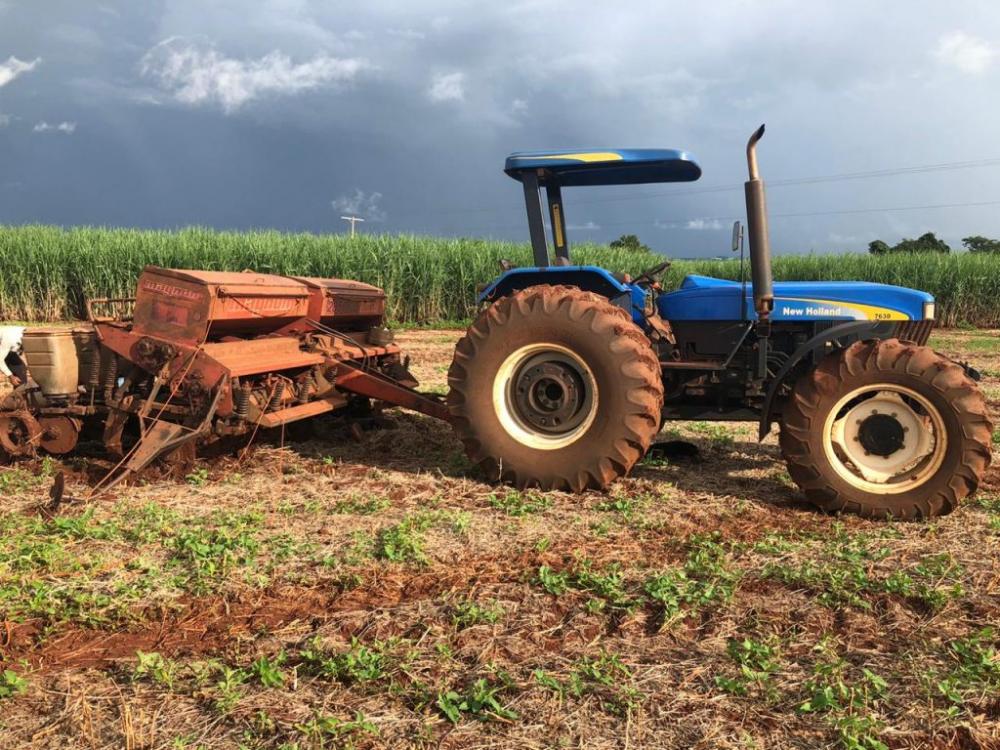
0;267;448;492
447;125;992;519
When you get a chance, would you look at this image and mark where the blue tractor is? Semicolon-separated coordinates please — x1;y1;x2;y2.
447;126;992;519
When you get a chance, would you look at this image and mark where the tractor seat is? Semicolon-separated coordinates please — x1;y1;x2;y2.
504;148;701;187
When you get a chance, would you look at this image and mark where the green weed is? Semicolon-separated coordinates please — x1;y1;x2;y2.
169;512;262;589
763;528;962;611
212;665;248;714
535;652;641;714
714;638;781;698
331;495;391;515
185;467;209;486
0;669;27;699
436;678;518;723
451;598;505;628
488;490;552;516
594;494;646;518
934;628;1000;711
375;516;431;563
132;651;179;689
688;422;735;448
644;533;739;622
300;637;390;684
294;712;378;746
799;642;889;750
250;653;287;688
536;565;570;595
536;560;633;611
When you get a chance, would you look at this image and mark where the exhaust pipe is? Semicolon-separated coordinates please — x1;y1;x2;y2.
745;124;774;320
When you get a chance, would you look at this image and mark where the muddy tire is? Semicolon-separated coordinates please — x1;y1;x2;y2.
447;285;663;491
780;339;992;519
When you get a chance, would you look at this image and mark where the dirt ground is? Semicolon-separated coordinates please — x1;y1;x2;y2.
0;328;998;750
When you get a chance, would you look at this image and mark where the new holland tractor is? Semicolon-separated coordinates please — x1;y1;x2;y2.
446;126;992;519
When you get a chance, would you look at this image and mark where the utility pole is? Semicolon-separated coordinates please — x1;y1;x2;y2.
341;215;365;237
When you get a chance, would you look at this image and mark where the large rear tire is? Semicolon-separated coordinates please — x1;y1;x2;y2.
447;285;663;491
780;339;992;519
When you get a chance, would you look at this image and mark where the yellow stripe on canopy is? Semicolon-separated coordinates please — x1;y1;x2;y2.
530;152;625;163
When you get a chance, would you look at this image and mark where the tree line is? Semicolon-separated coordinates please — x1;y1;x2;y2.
868;233;1000;255
612;232;1000;256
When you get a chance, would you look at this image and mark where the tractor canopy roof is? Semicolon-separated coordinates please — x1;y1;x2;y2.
504;148;701;187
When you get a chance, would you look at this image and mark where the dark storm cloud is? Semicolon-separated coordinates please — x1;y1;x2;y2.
1;0;999;256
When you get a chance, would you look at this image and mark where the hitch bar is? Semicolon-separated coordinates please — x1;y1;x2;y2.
335;362;452;423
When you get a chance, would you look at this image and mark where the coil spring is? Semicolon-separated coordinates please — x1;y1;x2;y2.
102;355;118;400
87;346;103;396
297;373;316;403
234;382;251;419
267;380;285;411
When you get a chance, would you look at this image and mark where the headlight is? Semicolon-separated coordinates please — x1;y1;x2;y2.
923;301;935;320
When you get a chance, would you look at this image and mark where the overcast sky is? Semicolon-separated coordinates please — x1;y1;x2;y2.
1;0;999;257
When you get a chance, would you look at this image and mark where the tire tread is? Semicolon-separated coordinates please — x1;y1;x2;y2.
780;339;992;519
447;285;663;491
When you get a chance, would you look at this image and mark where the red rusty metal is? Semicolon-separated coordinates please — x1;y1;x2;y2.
0;410;42;456
132;266;312;344
258;393;349;428
38;415;81;454
289;276;386;333
3;264;452;487
335;362;452;422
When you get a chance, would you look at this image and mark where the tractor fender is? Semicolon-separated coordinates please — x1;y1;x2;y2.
758;320;896;440
478;266;646;324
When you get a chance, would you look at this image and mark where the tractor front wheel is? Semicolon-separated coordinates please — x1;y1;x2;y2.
447;285;663;491
780;339;992;519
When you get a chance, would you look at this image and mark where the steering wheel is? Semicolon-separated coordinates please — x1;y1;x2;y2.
633;259;671;286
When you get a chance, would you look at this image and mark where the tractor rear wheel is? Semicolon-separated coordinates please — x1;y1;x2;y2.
780;339;992;519
447;285;663;491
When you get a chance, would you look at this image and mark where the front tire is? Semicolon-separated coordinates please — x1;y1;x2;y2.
447;285;663;491
780;339;992;519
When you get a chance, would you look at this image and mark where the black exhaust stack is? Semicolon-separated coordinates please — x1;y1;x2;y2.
745;125;774;321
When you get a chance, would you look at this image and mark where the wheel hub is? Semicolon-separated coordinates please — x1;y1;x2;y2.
492;343;598;450
513;360;586;434
828;389;941;487
857;413;905;457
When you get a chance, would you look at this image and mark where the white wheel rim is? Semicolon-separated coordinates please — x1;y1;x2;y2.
492;343;598;450
822;384;947;494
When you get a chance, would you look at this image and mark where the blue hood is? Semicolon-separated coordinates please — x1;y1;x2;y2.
658;275;933;321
